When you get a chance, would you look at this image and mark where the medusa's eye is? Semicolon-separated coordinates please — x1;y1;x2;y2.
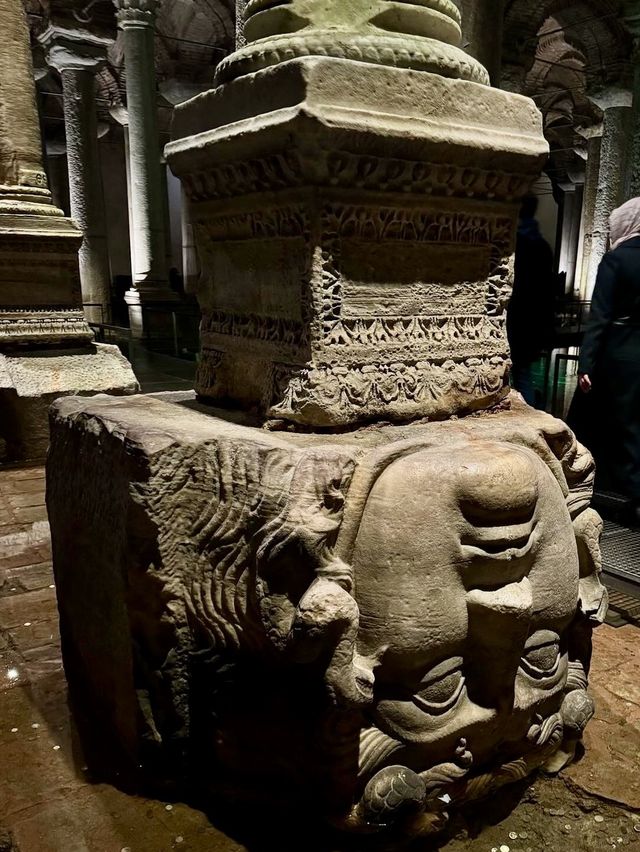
413;657;465;715
520;631;561;680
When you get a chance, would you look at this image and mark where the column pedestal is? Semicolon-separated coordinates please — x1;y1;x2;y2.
47;391;607;834
0;1;138;460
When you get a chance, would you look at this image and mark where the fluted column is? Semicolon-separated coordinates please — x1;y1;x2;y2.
41;27;113;325
585;91;632;298
114;0;174;337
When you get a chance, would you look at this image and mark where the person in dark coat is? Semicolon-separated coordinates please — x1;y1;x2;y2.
574;197;640;510
507;196;556;406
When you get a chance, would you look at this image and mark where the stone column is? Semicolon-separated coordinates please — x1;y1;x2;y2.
576;127;602;300
46;149;71;217
40;27;113;325
109;106;137;282
557;181;584;295
585;92;632;298
114;0;175;337
0;0;137;460
235;0;246;49
621;6;640;198
181;187;198;291
460;0;505;87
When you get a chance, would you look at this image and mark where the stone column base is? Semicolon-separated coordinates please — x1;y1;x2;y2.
125;287;180;341
46;392;607;837
0;343;139;461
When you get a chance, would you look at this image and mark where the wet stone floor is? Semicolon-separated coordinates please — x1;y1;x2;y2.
0;466;640;852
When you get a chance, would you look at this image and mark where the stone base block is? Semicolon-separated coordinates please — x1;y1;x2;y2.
0;343;139;461
46;392;607;837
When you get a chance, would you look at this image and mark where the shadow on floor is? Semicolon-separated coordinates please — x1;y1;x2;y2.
127;343;196;394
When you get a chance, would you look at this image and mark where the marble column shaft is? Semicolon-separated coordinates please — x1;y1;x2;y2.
40;27;115;325
587;106;632;298
60;68;111;323
115;0;168;294
235;0;246;49
0;0;50;204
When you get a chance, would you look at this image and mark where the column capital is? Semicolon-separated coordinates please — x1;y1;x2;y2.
39;25;112;74
114;0;162;28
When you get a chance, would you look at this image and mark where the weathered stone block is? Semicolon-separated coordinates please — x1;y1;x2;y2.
0;345;138;460
47;392;606;837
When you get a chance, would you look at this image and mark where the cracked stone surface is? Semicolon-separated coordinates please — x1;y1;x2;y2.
1;465;640;851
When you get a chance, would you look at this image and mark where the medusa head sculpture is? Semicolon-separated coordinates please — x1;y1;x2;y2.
141;410;606;837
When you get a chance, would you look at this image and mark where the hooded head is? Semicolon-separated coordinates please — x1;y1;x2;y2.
609;197;640;250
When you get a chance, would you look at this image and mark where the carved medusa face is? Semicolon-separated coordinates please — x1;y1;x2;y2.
351;441;580;757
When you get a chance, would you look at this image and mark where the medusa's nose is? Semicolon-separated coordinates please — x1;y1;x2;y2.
457;444;540;590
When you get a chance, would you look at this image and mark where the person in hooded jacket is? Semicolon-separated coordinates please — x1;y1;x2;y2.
572;197;640;517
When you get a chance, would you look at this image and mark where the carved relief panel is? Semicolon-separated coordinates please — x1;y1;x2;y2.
193;195;516;427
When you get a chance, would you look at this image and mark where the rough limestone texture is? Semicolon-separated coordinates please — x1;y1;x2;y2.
47;392;607;838
0;345;139;460
168;56;548;427
0;0;138;460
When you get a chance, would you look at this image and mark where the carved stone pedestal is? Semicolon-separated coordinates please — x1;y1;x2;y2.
167;57;547;427
47;393;606;838
46;0;605;836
